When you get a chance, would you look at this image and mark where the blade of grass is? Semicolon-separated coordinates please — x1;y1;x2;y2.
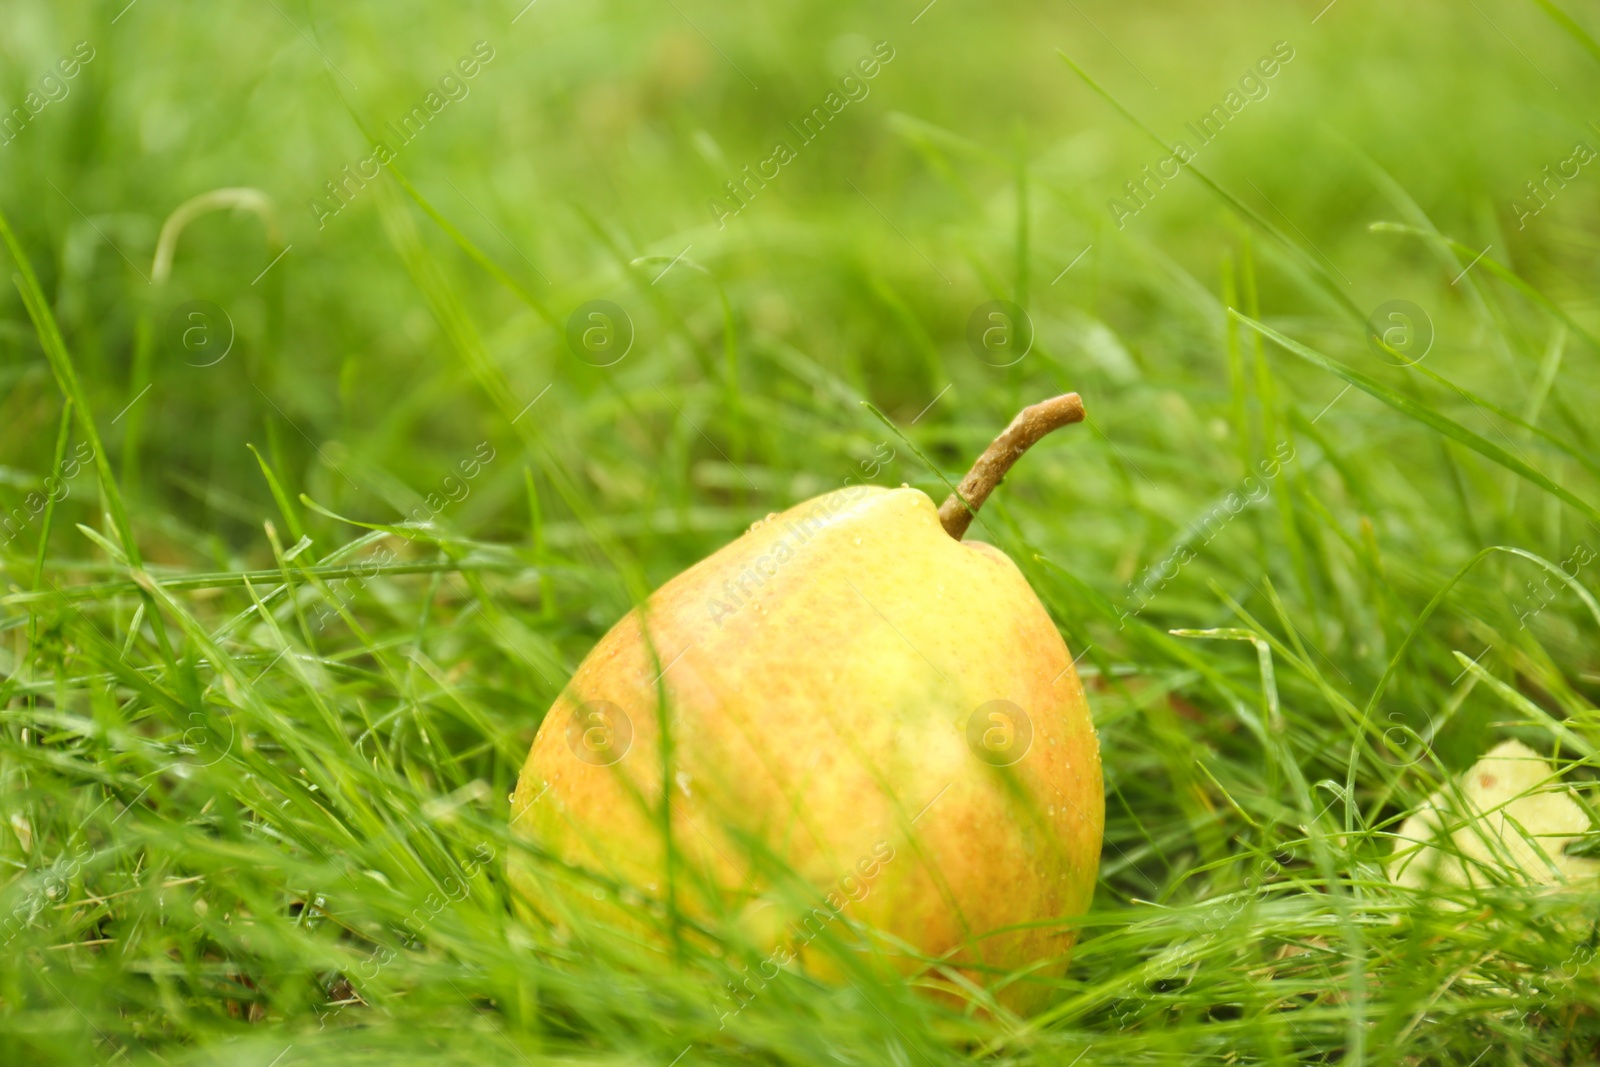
248;443;307;542
1230;309;1600;526
1528;0;1600;66
0;204;179;671
1370;221;1600;352
32;399;74;590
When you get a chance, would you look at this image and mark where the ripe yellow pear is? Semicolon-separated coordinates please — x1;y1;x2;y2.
510;395;1102;1010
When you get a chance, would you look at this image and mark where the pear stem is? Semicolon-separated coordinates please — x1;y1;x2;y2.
938;393;1086;540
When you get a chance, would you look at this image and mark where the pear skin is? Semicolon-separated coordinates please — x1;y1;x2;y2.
510;484;1102;1010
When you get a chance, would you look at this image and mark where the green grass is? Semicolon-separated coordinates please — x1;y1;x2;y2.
3;0;1600;1062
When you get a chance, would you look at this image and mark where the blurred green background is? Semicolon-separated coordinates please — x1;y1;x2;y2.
2;0;1600;1062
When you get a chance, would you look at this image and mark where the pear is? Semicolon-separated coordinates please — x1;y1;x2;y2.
510;394;1102;1010
1390;739;1600;895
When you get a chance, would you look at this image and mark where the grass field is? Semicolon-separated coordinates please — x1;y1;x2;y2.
3;0;1600;1062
